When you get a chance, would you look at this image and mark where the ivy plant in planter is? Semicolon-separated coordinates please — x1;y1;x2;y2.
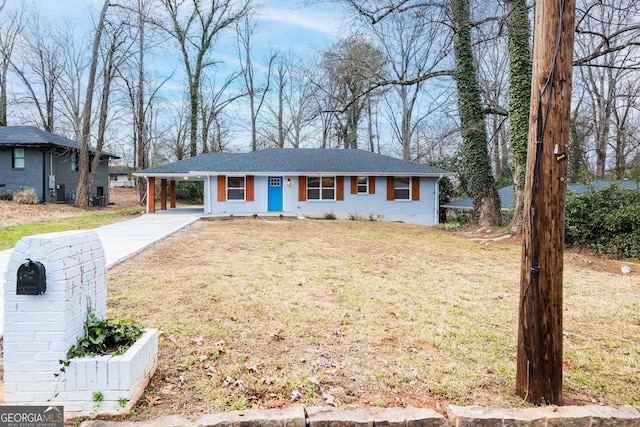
67;309;144;358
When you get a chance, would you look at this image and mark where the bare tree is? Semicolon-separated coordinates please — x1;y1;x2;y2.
574;0;640;178
11;11;63;132
321;35;387;149
55;24;91;142
368;5;451;160
115;0;172;201
157;0;251;157
75;0;110;208
0;0;25;126
610;79;640;178
260;53;317;148
199;70;244;152
236;15;275;151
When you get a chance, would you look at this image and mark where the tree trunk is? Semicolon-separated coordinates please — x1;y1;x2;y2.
75;0;109;208
516;0;576;404
0;62;7;126
136;0;147;203
506;0;532;235
451;0;501;227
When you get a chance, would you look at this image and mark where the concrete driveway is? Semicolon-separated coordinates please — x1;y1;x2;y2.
0;208;202;337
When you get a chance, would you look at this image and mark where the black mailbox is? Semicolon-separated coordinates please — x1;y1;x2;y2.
16;259;46;295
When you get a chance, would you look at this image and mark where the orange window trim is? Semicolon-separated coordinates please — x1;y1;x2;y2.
217;175;226;202
386;176;394;201
298;176;307;201
350;176;357;194
369;176;376;194
246;175;254;201
337;176;344;200
412;176;420;201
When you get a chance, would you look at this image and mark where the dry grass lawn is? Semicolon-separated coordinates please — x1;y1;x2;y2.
106;219;640;421
0;187;142;228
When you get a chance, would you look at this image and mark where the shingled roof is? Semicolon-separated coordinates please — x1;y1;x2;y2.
0;126;119;158
137;148;454;177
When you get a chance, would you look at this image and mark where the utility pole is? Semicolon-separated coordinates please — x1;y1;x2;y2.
516;0;576;404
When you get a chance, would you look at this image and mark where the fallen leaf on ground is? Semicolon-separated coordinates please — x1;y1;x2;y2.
322;392;335;405
145;396;162;407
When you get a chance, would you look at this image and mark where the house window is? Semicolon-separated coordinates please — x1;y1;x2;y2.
71;153;79;171
227;176;245;200
357;176;368;194
12;148;25;169
110;175;117;181
394;177;410;200
307;176;335;200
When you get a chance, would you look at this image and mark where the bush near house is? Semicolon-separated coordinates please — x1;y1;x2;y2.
565;184;640;258
13;187;39;205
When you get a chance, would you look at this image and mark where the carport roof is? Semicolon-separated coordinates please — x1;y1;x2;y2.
136;148;455;177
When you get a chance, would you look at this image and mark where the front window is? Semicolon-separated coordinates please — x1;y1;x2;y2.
227;176;245;200
12;148;25;169
357;176;368;194
307;176;335;200
394;177;410;200
71;153;79;171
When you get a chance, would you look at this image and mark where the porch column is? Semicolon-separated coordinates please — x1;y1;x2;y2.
170;180;177;208
160;178;167;210
147;177;156;213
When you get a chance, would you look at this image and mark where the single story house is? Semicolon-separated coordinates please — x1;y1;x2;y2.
135;148;455;226
0;126;118;204
441;179;640;213
109;166;135;188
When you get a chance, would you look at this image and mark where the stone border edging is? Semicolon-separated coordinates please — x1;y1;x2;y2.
79;404;640;427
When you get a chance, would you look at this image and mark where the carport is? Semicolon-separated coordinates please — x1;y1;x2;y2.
135;173;204;214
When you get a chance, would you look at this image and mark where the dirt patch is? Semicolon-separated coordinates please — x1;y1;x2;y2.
0;188;142;228
105;219;640;422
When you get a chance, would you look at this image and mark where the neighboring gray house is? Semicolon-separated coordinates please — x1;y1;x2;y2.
0;126;118;204
441;179;640;214
135;148;455;226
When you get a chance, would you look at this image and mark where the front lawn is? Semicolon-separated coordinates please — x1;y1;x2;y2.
106;219;640;419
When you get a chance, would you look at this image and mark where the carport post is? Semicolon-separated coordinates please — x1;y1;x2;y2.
147;177;156;213
160;178;167;210
170;180;176;208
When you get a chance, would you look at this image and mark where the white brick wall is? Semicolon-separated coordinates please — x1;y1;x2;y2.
3;230;158;418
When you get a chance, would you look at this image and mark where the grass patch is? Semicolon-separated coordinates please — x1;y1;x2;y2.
106;220;639;420
0;207;143;250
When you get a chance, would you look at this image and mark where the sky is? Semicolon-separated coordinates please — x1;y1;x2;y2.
33;0;345;55
14;0;349;156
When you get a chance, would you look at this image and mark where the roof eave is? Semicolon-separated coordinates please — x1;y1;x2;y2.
186;171;457;177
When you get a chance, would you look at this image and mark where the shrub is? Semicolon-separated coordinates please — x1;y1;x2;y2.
175;181;204;203
0;191;13;201
13;187;38;205
324;212;337;220
565;184;640;258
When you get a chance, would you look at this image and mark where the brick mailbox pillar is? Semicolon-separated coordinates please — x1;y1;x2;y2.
3;230;157;417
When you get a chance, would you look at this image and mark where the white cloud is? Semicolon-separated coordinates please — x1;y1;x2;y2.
258;6;342;37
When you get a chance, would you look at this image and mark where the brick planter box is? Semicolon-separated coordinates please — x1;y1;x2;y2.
57;328;159;417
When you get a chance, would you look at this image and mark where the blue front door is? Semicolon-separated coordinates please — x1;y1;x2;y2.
268;176;283;211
